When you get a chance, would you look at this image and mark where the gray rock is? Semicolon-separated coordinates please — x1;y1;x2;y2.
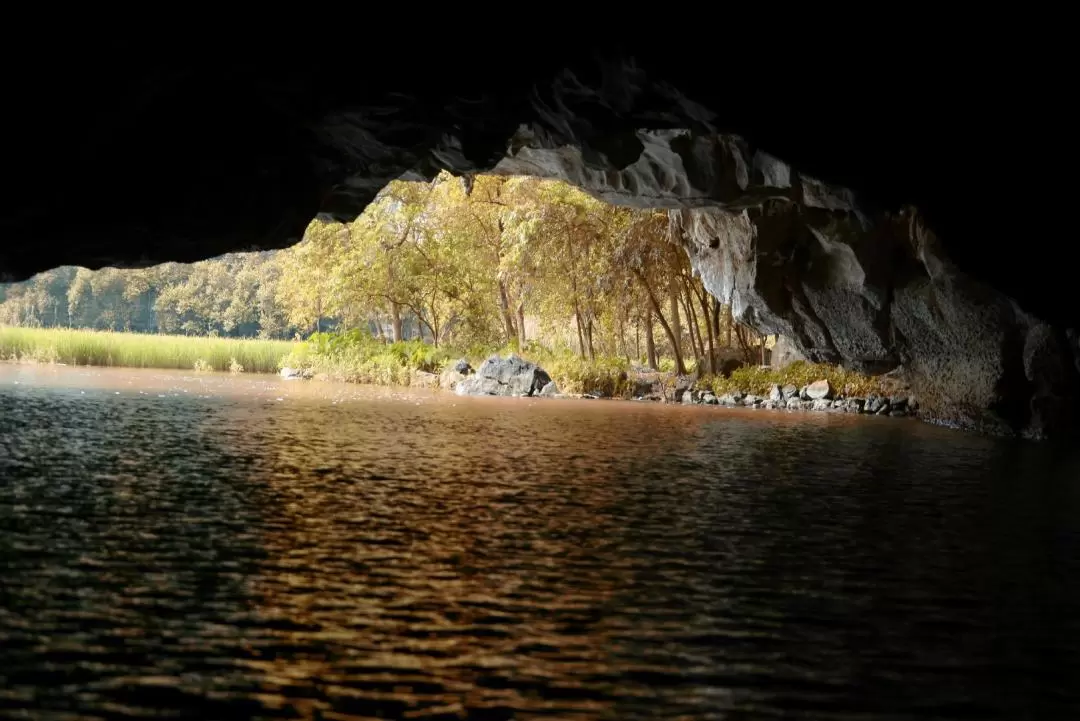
717;393;741;406
781;384;799;400
538;380;559;398
456;376;502;396
742;394;763;406
452;358;473;375
701;391;719;405
806;380;833;400
279;366;306;380
889;409;908;417
768;384;783;402
681;388;696;404
811;399;833;412
889;396;908;411
455;354;552;397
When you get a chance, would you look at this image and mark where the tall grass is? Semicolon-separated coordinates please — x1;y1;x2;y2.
0;326;296;374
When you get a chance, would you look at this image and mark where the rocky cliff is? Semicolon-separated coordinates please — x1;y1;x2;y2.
0;44;1073;436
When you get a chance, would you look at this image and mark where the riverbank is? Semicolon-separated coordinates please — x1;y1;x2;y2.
1;326;916;419
0;327;294;374
428;353;918;419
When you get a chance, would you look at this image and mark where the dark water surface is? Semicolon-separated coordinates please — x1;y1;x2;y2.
2;365;1079;720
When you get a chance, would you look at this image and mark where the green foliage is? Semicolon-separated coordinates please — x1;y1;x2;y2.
284;330;454;385
702;360;886;398
522;347;632;397
0;327;294;374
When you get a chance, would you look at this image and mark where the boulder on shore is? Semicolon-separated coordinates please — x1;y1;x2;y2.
280;367;312;380
806;379;833;400
455;354;553;397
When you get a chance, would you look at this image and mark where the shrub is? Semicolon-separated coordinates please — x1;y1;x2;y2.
286;330;454;385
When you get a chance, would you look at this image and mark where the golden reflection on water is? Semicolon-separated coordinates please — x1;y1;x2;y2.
3;364;1079;719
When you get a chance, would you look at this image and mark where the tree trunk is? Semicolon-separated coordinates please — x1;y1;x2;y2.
698;292;717;375
680;285;705;365
688;295;706;365
669;275;683;365
645;307;658;370
586;316;596;361
635;314;641;363
516;301;526;348
618;308;630;362
637;270;685;375
497;278;516;345
390;302;403;341
574;306;587;359
735;325;756;364
711;296;721;345
724;303;733;347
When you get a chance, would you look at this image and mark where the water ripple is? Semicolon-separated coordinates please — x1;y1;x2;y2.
2;366;1079;719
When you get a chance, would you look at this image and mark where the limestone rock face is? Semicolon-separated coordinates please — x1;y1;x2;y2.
663;184;1078;437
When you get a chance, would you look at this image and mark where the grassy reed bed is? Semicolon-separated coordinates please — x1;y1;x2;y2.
0;326;296;374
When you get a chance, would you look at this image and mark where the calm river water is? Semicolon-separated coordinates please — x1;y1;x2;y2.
1;364;1078;720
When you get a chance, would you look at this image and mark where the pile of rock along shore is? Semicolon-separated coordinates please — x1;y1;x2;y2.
676;379;917;417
